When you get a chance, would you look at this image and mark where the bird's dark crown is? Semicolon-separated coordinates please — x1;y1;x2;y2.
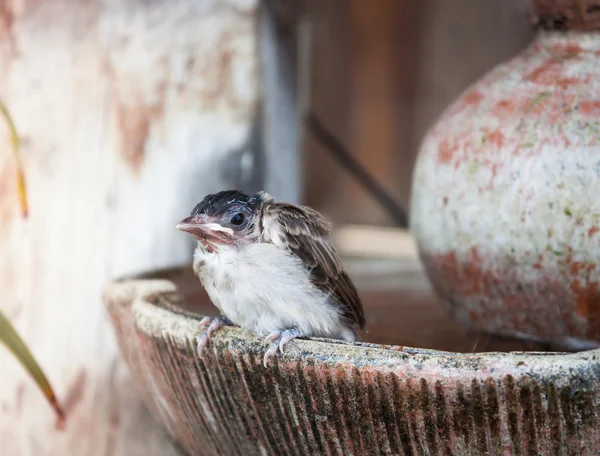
191;190;269;217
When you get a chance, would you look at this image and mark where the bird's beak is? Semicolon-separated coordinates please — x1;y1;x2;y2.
176;216;234;243
176;216;209;237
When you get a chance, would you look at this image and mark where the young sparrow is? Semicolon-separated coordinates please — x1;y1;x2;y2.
177;190;366;366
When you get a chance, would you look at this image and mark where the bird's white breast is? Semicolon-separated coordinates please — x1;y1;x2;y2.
194;242;353;339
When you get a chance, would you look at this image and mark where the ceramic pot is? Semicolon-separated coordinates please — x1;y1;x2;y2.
410;28;600;348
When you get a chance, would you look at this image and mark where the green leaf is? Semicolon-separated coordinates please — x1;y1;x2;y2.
0;309;65;427
0;100;28;218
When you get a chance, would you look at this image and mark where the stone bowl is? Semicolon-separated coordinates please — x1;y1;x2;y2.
103;264;600;455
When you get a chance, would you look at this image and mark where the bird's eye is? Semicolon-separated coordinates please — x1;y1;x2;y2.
230;213;245;226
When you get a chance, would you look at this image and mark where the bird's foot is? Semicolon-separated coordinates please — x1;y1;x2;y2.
197;316;234;353
263;328;305;367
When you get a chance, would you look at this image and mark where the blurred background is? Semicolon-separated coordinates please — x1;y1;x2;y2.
0;0;537;455
301;0;532;227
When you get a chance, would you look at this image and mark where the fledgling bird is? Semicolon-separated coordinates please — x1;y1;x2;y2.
176;190;366;367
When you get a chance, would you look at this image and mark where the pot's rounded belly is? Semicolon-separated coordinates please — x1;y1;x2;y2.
410;32;600;347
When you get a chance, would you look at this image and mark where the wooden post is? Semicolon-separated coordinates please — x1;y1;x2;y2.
0;1;298;454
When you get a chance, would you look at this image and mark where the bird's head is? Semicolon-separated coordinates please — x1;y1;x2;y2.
177;190;273;251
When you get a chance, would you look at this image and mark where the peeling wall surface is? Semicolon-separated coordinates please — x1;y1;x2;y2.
0;0;286;454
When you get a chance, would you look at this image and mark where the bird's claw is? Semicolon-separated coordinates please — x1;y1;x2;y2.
262;328;304;367
197;316;234;354
263;331;281;345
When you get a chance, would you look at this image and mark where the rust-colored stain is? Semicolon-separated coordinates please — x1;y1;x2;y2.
480;160;501;183
525;63;584;90
116;81;166;175
116;104;152;173
462;90;483;107
571;278;600;316
557;76;583;89
424;248;527;334
484;128;504;148
548;42;584;56
0;1;14;34
579;100;600;116
588;226;599;237
0;0;19;57
569;261;588;276
558;43;583;55
436;132;474;166
421;248;600;341
62;369;87;416
105;40;168;175
437;138;455;164
426;247;502;299
491;99;517;118
525;63;557;85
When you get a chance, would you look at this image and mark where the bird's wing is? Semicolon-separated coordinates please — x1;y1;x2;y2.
260;202;365;329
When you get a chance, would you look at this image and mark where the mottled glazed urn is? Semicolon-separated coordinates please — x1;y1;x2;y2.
410;25;600;348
